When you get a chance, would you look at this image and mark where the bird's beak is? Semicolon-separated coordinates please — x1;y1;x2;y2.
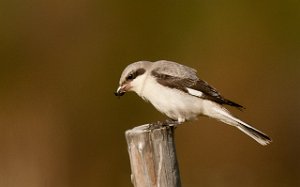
114;85;126;97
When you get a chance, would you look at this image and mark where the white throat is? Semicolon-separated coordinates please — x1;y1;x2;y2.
130;73;149;97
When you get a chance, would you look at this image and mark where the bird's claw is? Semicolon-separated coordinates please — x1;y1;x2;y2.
147;119;182;130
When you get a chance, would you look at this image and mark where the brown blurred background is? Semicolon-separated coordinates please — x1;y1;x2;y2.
0;1;299;186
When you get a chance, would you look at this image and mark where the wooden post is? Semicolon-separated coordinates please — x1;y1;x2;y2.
125;124;181;187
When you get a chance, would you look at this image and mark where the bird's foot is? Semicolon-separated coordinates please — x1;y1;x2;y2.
147;121;163;130
147;119;182;130
164;118;182;127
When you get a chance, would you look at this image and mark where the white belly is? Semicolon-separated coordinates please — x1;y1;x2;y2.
139;80;206;122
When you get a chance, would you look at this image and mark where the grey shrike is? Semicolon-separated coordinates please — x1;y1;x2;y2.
115;60;271;145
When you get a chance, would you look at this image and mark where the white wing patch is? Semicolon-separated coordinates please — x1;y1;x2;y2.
186;88;203;97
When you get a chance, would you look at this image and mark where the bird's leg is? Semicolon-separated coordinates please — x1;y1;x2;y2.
147;121;163;130
147;119;182;130
150;119;180;127
163;118;182;127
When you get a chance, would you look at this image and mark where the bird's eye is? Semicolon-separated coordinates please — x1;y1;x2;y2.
126;73;134;80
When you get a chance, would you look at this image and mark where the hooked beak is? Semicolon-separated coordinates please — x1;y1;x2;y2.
114;85;126;97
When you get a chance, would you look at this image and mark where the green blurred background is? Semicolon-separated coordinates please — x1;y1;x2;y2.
0;0;299;186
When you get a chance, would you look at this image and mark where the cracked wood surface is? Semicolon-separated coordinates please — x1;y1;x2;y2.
125;124;181;187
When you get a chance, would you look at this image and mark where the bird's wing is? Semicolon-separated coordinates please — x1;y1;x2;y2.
151;60;198;80
151;67;244;109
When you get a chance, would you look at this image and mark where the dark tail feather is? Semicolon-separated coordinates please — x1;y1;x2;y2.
214;107;272;146
224;99;245;110
236;122;272;146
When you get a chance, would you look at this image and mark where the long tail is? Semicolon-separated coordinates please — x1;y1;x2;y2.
234;119;271;146
211;107;272;146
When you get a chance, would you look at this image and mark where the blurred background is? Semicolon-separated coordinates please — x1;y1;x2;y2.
0;0;299;186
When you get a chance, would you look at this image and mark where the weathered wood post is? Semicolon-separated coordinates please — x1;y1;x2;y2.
125;124;181;187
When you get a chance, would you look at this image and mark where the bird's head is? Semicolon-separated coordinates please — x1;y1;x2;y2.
115;61;152;97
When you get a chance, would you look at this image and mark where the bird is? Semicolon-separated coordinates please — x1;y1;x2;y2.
115;60;271;146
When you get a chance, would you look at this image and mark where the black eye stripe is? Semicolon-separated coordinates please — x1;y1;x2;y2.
126;68;145;81
135;68;145;77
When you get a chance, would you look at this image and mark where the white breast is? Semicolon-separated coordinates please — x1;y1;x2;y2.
138;77;206;122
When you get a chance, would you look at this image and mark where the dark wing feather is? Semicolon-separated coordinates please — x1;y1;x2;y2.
151;70;244;109
191;79;244;109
